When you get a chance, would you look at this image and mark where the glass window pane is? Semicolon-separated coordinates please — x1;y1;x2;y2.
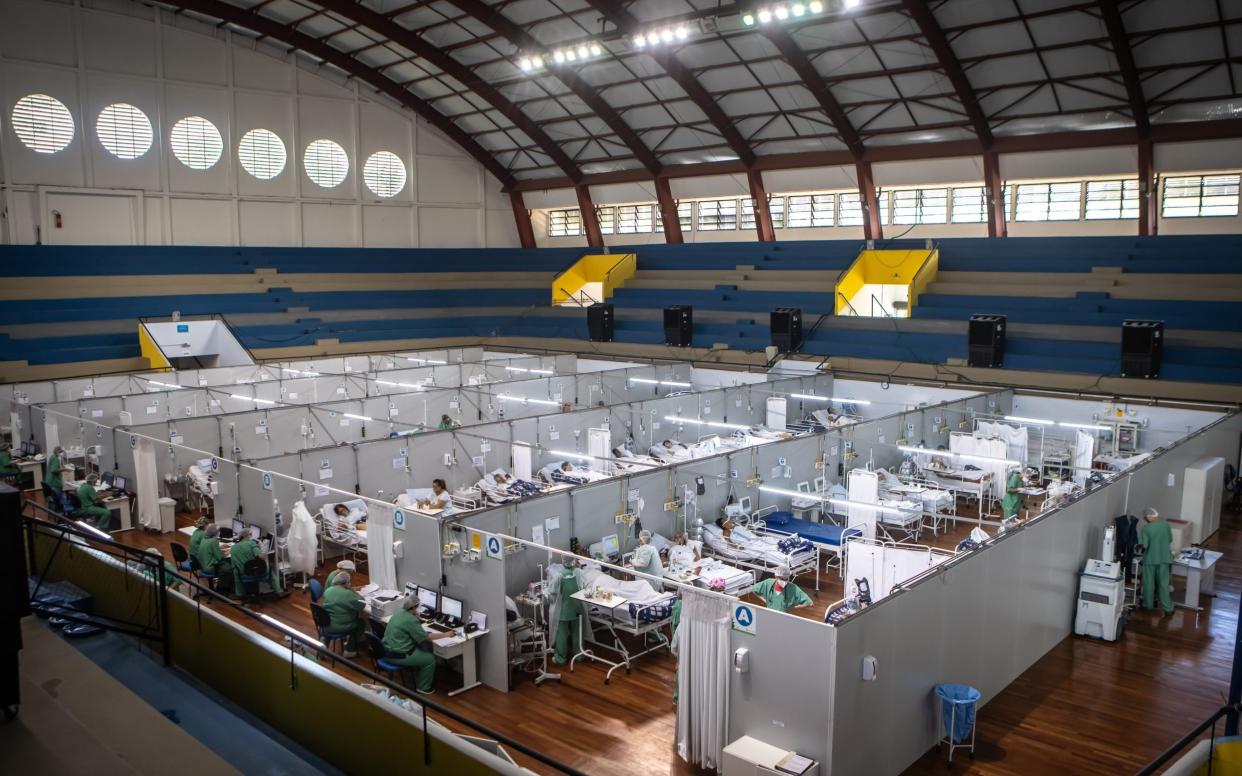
697;199;738;231
597;206;615;235
1085;179;1138;220
548;208;582;237
951;187;987;223
839;192;863;226
616;204;654;233
741;197;786;229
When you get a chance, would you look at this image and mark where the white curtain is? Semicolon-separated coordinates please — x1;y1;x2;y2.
978;421;1029;467
10;412;22;453
1073;430;1095;486
949;433;1009;500
43;414;60;456
287;500;319;577
133;438;160;529
365;501;398;591
676;592;732;770
847;469;879;541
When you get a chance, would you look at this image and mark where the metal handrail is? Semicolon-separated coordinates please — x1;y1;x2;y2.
1135;704;1238;775
869;293;893;318
837;291;862;317
19;502;586;776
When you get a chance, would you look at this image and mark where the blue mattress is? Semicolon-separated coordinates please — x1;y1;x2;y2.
762;511;860;548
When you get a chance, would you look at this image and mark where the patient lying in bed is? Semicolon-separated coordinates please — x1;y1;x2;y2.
476;470;542;502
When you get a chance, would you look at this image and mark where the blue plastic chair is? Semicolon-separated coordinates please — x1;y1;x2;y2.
308;578;324;604
934;684;980;764
309;602;354;659
364;632;406;686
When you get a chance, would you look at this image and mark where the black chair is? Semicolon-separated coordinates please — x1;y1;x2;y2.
309;602;352;658
170;542;191;572
368;617;387;640
364;631;406;685
239;558;268;602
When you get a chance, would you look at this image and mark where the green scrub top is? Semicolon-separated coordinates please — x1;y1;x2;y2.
438;420;454;431
44;453;64;491
0;451;17;475
196;537;226;574
230;537;263;575
188;528;206;558
751;578;812;613
382;609;429;655
632;544;664;580
1001;472;1023;517
78;482;102;510
558;569;583;621
1140;519;1174;566
325;569;340;589
322;584;365;629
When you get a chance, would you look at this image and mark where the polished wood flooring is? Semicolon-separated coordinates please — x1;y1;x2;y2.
27;492;1242;776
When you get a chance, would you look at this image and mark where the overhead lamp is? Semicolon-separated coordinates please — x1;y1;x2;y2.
1004;415;1053;425
843;0;860;8
757;485;910;516
633;34;647;47
565;48;577;61
145;379;180;390
552;50;566;64
630;377;692;388
897;445;1018;467
675;25;690;40
576;44;589;58
809;0;825;11
499;395;560;407
519;57;534;72
775;5;789;19
1060;422;1110;431
742;12;755;25
663;415;750;431
590;43;602;55
758;8;773;23
789;393;872;405
343;413;373;422
660;28;674;43
791;3;806;16
546;449;592;461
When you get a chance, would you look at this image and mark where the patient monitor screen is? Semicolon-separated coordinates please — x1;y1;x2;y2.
602;533;620;558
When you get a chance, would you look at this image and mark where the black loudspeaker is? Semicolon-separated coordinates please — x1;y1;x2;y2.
587;303;614;342
664;305;693;347
967;314;1006;368
1120;320;1163;379
770;307;803;352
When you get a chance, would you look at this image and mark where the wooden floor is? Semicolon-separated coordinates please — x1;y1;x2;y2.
28;493;1242;776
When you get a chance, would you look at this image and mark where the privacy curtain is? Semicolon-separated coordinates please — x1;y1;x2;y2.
847;469;879;541
1073;430;1096;485
676;592;732;770
133;437;160;529
365;501;398;591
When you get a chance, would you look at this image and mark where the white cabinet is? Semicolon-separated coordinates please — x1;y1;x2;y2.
722;736;819;776
1181;457;1225;543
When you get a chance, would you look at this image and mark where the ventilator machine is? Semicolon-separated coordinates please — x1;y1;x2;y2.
1073;524;1125;641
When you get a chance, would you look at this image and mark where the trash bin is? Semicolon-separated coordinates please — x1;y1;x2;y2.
934;683;980;763
157;497;177;534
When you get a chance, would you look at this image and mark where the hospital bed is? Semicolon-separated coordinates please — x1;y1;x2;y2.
664;539;754;596
393;488;479;516
701;519;821;590
475;469;542;504
185;458;218;516
750;508;860;580
613;453;662;473
563;562;677;683
885;478;956;535
919;466;994;514
541;463;611;486
318;498;369;568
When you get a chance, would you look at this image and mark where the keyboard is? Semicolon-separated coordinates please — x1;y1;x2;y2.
426;622;454;634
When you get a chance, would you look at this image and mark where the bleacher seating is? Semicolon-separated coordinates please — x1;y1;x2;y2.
2;237;1240;386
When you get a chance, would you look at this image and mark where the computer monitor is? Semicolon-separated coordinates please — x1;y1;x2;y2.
249;525;261;541
113;475;126;491
441;595;463;623
230;518;245;538
102;471;114;486
416;586;438;614
601;533;620;559
20;442;29;456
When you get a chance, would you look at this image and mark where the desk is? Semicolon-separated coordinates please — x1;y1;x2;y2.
370;608;488;696
1172;550;1223;611
722;735;819;776
16;459;43;491
64;480;133;531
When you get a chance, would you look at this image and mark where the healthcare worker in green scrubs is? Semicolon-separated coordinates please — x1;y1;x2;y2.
324;559;355;591
629;530;664;591
229;531;284;596
75;473;112;531
1139;507;1175;615
0;444;18;478
187;517;209;559
550;558;585;665
382;596;454;694
322;571;366;657
195;524;230;589
1002;466;1023;519
43;446;65;496
750;565;812;613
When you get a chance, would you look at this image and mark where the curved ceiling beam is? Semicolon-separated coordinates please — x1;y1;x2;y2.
760;26;864;159
442;0;662;176
312;0;584;181
583;1;755;166
901;0;993;149
166;0;516;188
1098;0;1150;136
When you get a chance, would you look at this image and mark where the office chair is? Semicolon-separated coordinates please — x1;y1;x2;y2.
189;555;220;599
239;559;269;602
309;602;353;659
308;578;324;604
170;542;192;572
364;631;406;686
